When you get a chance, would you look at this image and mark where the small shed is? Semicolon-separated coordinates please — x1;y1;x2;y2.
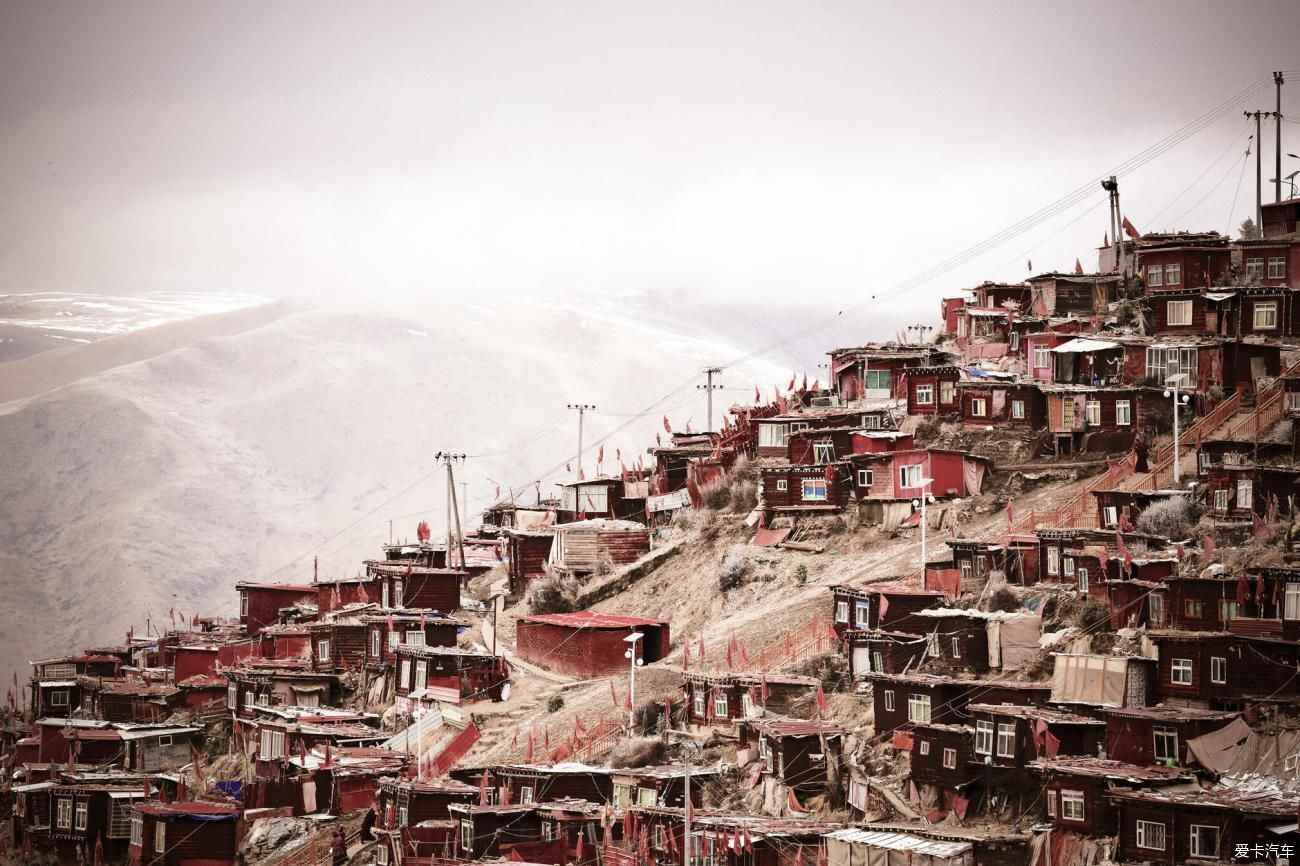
129;801;240;866
514;612;669;678
547;519;650;577
742;719;846;793
682;672;819;727
908;723;977;789
504;528;555;596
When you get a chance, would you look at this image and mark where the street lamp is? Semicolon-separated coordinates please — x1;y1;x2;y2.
623;632;644;731
911;478;936;574
1163;375;1191;483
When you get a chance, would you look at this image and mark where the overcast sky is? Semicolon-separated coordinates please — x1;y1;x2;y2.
3;1;1299;354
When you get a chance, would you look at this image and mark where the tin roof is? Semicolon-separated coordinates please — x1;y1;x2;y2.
749;719;847;738
516;612;668;630
1101;706;1239;722
1027;756;1192;782
823;828;970;858
967;703;1103;725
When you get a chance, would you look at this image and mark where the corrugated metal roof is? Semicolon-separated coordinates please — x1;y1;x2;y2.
824;828;971;857
1051;337;1121;353
517;612;667;629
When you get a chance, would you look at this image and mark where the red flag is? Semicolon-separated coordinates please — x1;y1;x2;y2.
697;634;706;661
598;444;604;464
682;641;690;670
877;593;889;620
610;680;619;708
801;371;808;391
1027;259;1032;273
1074;258;1084;275
624;688;632;712
525;730;534;763
663;416;672;433
1253;513;1269;539
1237;573;1250;605
190;743;206;781
726;640;734;670
578;468;586;481
1256;574;1267;604
655;432;661;447
760;675;769;701
754;385;761;403
1121;215;1140;239
664;696;672;728
323;741;332;767
1006;501;1014;526
788;375;796;391
479;767;491;805
1203;535;1215;561
815;683;828;714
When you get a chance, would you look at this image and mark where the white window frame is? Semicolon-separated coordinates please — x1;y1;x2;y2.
316;639;330;662
1166;300;1192;326
155;822;166;854
75;800;88;831
1032;344;1050;369
461;820;474;852
1189;824;1220;859
57;797;73;829
377;843;390;865
1063;556;1075;577
1059;789;1085;821
951;637;961;659
1164;263;1181;286
1268;257;1287;280
240;592;249;616
801;478;828;502
939;380;955;404
399;659;412;690
520;785;535;804
942;747;957;769
1077;567;1089;593
975;720;994;755
915;384;934;406
775;478;788;492
907;694;931;724
970;398;987;417
1085;400;1101;426
883;690;895;712
1246;257;1264;280
1136;819;1166;852
1237;479;1253;511
854;601;870;628
1146;264;1164;287
996;723;1016;758
898;464;923;489
812;441;836;464
1213;488;1229;511
371;630;381;657
130;814;143;846
835;600;849;623
1153;727;1178;762
1046;547;1060;576
1285;583;1300;620
918;739;931;756
1254;300;1278;330
51;689;70;707
1008;331;1020;353
712;690;728;718
1171;658;1193;685
1047;789;1057;817
1103;506;1118;528
871;651;884;673
1011;399;1025;419
414;658;428;688
857;469;873;488
1115;400;1131;426
405;629;426;647
693;688;706;718
1210;656;1227;684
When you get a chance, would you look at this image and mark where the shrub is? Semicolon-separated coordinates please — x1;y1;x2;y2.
546;694;564;713
717;554;752;592
1137;497;1201;540
985;587;1020;613
794;564;808;585
1071;599;1111;632
729;479;758;513
528;574;581;615
702;479;731;511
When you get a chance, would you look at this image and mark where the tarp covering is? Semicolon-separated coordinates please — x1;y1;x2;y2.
515;510;556;530
989;615;1043;671
826;828;973;866
647;489;692;513
1051;337;1120;354
1186;717;1256;774
1049;654;1130;706
879;502;914;532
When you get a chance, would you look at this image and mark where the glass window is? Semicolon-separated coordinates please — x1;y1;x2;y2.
1060;790;1085;821
996;723;1016;758
1115;400;1131;426
240;593;249;616
1254;301;1278;329
1136;820;1166;851
1210;656;1227;684
1033;344;1050;369
975;720;994;754
1154;727;1179;761
942;747;957;769
919;740;931;756
1147;264;1164;287
1164;263;1181;285
155;823;166;854
57;798;73;829
907;694;931;723
1286;584;1300;620
951;637;962;659
1011;399;1025;419
970;398;987;417
835;600;849;623
775;479;787;492
371;630;381;657
693;688;706;717
812;441;836;463
405;629;426;647
801;479;828;501
1171;658;1193;684
461;820;474;851
317;640;330;661
1246;258;1264;280
871;651;884;673
712;690;728;717
1213;488;1229;511
1047;789;1057;817
854;601;870;628
916;384;934;405
1149;593;1166;627
51;690;69;707
1267;257;1286;280
1237;479;1254;511
520;786;534;804
1189;824;1219;859
130;815;143;846
1046;547;1060;576
1078;568;1088;593
939;381;955;404
1103;506;1118;527
899;464;923;488
857;469;874;488
1184;599;1204;619
1063;556;1075;577
864;370;890;392
883;690;895;712
1085;401;1101;426
1166;300;1193;326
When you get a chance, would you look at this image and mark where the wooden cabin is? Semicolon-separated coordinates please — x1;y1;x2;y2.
633;806;841;866
1029;757;1192;838
128;801;240;866
968;704;1104;770
305;621;367;673
1110;785;1300;865
448;803;544;860
547;519;651;578
1101;706;1240;767
235;582;318;637
223;661;339;719
759;464;851;516
1137;231;1231;292
828;345;942;402
489;763;612;805
1206;463;1300;520
515;612;669;678
610;765;713;809
1041;385;1152;455
1027;272;1121;316
905;366;963;416
1048;653;1156;710
741;719;846;793
955;380;1045;429
364;563;464;612
361;611;461;667
843;631;927;680
866;673;1051;736
829;584;944;637
682;672;819;728
504;528;554;596
1148;630;1300;704
557;477;644;523
393;645;508;706
908;723;977;789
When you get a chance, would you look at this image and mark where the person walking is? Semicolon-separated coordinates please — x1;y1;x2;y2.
331;827;348;866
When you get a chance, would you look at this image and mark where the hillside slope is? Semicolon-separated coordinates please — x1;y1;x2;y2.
0;302;783;686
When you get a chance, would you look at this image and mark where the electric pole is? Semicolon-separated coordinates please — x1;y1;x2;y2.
1277;71;1286;203
566;403;595;476
1246;109;1280;227
435;452;466;570
696;367;723;433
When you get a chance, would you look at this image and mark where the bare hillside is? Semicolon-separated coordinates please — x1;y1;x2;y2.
0;302;783;686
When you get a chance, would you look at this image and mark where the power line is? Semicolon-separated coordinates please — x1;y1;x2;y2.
1148;121;1252;229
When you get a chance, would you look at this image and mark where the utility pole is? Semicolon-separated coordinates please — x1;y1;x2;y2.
435;452;466;570
566;403;595;476
1277;71;1286;203
1101;176;1123;277
1246;109;1280;227
696;367;723;433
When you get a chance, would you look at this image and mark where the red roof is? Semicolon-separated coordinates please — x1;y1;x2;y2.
235;582;317;593
517;612;668;630
68;729;123;741
135;801;239;817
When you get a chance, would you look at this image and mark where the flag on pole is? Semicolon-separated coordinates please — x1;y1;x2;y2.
1121;215;1140;239
663;416;672;433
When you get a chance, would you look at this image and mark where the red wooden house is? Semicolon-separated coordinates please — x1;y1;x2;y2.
849;448;990;503
223;660;339;719
1029;758;1192;838
968;703;1104;770
829;584;944;637
754;409;896;458
547;519;651;577
632;806;841;866
1237;233;1299;285
1109;785;1300;865
1206;462;1300;520
448;803;545;860
489;763;613;805
1148;630;1300;704
394;645;508;707
305;621;368;673
361;611;461;667
1024;332;1070;381
740;719;846;793
128;801;240;866
504;528;555;596
314;577;377;615
758;464;850;516
905;366;963;416
681;672;819;728
955;379;1044;429
364;563;462;612
236;582;318;637
866;673;1051;736
610;765;714;809
908;723;977;790
515;612;669;678
828;345;943;402
843;630;927;680
1027;272;1121;317
557;477;644;523
939;296;968;336
1041;385;1153;455
43;780;149;865
1101;705;1239;767
1137;231;1231;289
